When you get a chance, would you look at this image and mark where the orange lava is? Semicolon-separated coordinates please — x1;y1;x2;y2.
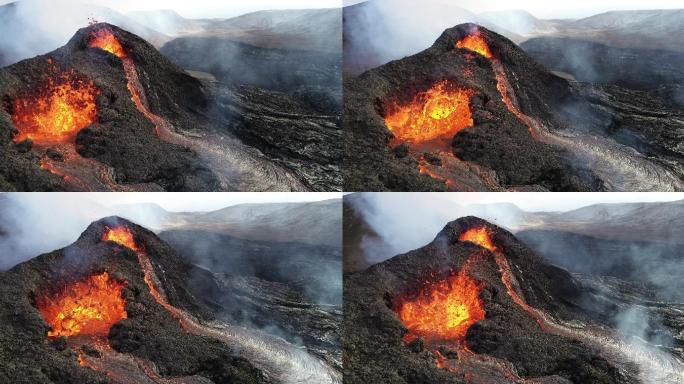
102;226;140;251
88;28;126;58
36;272;127;338
459;227;497;252
397;269;485;343
456;32;492;59
11;69;99;144
385;80;474;147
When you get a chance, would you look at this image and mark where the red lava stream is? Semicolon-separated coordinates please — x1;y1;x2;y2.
457;228;684;383
96;227;342;384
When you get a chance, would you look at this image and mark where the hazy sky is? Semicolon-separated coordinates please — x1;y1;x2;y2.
0;0;342;18
28;192;341;212
343;0;684;19
355;192;684;212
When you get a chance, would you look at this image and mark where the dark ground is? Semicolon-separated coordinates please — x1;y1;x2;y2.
344;217;639;383
344;23;684;191
0;23;341;191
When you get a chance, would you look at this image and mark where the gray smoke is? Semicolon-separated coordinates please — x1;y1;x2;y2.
0;193;167;270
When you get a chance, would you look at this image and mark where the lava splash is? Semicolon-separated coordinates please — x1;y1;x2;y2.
102;226;140;251
455;32;492;59
396;268;485;343
88;27;126;58
11;67;100;144
385;80;474;150
459;227;497;252
36;272;127;338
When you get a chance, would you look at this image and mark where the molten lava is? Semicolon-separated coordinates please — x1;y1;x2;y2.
456;30;540;139
385;80;474;147
11;69;99;144
88;28;126;58
36;272;127;338
459;227;497;252
397;269;485;343
102;226;140;251
456;32;492;59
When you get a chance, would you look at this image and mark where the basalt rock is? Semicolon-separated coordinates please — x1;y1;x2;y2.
344;216;637;383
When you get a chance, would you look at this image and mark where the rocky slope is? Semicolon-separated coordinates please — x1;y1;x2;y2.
344;23;684;191
344;216;684;383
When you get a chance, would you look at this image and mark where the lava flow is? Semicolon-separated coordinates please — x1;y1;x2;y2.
459;227;497;252
88;26;173;139
456;30;541;139
36;272;127;338
102;225;141;252
11;67;99;144
397;268;485;344
385;80;474;151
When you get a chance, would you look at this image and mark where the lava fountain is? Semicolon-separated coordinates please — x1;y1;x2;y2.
385;80;474;151
455;32;492;59
102;226;140;251
11;67;100;144
459;227;497;252
36;272;127;338
397;268;485;344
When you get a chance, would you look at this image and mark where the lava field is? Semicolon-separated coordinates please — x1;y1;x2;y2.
343;216;684;383
0;217;342;384
0;23;341;191
344;23;684;191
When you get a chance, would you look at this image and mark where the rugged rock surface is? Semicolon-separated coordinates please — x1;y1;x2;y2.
344;23;684;191
0;23;341;191
343;216;680;383
0;216;342;383
0;217;265;383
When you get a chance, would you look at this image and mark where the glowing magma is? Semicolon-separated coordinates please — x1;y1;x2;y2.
456;32;492;59
397;269;485;342
36;272;127;338
11;69;99;144
459;227;497;252
88;28;126;58
385;80;474;146
102;226;140;251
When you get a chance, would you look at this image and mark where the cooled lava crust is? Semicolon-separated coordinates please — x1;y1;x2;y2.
0;217;266;383
343;216;631;383
0;23;342;191
343;23;606;191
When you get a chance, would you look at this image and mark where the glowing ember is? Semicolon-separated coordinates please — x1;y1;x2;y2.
88;28;126;58
102;226;140;251
36;272;127;338
11;69;99;144
397;269;485;342
456;32;492;59
385;81;474;146
459;227;497;252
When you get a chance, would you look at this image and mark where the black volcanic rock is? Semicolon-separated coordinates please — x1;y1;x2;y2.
0;23;219;191
0;217;267;384
344;216;632;383
0;22;342;192
344;23;604;192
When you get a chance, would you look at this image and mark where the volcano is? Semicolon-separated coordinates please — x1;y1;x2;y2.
0;23;340;192
0;217;341;384
344;216;684;383
344;23;684;191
